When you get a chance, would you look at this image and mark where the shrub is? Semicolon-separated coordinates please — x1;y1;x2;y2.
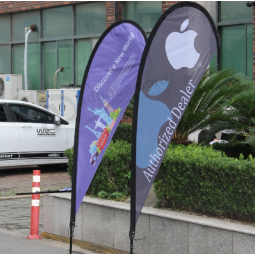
212;141;255;159
154;144;255;222
64;147;73;180
66;141;255;222
112;123;132;143
65;140;131;199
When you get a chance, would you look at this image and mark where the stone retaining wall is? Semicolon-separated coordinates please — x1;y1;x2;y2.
43;193;255;254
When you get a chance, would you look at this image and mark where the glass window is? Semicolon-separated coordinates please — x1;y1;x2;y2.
125;2;161;30
75;2;106;35
27;43;40;90
76;39;91;85
12;43;40;90
220;2;253;22
210;53;217;69
220;25;250;77
43;42;57;90
0;14;11;43
12;11;40;41
247;24;253;80
0;105;7;122
43;40;73;89
42;6;72;38
0;45;11;74
58;41;73;87
12;44;25;88
10;104;53;124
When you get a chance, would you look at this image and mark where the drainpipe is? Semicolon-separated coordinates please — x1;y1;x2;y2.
54;67;64;89
24;24;36;90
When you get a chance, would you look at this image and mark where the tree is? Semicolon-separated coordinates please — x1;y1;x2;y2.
124;68;255;144
175;68;255;143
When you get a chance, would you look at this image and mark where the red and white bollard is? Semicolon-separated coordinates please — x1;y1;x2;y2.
26;170;42;239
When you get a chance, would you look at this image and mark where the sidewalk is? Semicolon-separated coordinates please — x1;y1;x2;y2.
0;168;156;253
0;227;89;254
0;166;99;254
0;196;97;254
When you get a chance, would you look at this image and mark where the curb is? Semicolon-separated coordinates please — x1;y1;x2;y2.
42;232;127;254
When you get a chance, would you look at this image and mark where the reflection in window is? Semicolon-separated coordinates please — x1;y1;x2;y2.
0;106;7;122
11;105;53;123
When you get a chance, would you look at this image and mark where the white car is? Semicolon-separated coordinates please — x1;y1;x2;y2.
0;100;75;168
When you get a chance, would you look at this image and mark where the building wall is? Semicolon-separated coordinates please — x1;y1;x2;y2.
0;1;254;123
0;1;82;14
162;1;177;13
0;1;178;27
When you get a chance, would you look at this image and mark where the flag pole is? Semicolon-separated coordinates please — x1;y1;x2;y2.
69;160;77;254
69;144;79;254
130;111;138;254
129;52;143;253
69;222;74;254
129;155;136;254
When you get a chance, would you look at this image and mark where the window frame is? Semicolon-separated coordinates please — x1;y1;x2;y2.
217;2;253;77
0;2;105;89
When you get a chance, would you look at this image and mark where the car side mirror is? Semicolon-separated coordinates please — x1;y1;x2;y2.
54;116;61;125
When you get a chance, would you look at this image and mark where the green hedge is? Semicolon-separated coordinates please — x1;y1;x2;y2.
112;123;132;143
65;141;255;222
64;140;131;200
154;144;255;222
212;141;255;159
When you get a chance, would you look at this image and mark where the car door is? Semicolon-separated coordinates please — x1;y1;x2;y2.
0;103;19;167
9;103;68;165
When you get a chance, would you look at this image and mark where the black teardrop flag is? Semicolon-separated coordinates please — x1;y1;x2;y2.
130;1;219;247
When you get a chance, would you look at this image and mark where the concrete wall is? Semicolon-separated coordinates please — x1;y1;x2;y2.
43;193;255;254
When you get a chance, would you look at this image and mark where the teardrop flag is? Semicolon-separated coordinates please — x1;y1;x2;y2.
70;20;146;231
130;1;220;244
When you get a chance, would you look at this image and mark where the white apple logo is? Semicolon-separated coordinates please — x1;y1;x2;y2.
165;19;200;70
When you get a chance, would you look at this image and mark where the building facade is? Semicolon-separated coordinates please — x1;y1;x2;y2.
0;1;254;122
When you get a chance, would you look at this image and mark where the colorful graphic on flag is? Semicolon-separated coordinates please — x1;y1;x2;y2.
71;21;146;220
130;2;220;237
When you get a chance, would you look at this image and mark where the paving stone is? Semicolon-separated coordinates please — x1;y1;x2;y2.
0;167;71;236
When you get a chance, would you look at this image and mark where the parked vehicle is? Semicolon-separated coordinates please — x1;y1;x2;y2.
0;100;75;168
